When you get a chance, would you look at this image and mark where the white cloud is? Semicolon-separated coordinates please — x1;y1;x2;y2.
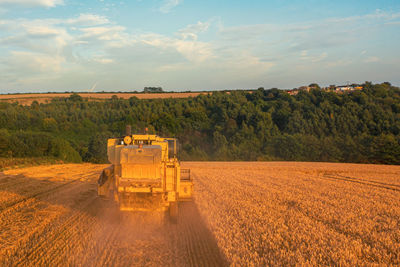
24;25;61;37
327;10;400;23
174;40;213;62
139;32;214;63
79;26;127;41
66;14;109;26
178;21;210;40
6;51;64;75
300;51;328;63
92;57;113;64
326;59;353;67
0;19;71;56
364;56;380;63
219;9;400;53
0;0;63;7
159;0;181;13
384;21;400;25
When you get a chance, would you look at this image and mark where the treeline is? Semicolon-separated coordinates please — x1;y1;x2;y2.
0;82;399;164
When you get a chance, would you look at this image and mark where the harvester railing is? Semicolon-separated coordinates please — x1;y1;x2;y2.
180;169;191;181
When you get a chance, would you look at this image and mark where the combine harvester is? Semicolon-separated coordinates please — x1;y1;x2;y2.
97;126;193;221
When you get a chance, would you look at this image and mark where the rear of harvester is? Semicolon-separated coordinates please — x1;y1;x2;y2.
98;128;193;222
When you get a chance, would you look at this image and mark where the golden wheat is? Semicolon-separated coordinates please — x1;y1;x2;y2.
187;162;400;266
0;162;399;266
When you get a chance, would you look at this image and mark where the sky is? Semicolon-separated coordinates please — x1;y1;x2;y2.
0;0;399;93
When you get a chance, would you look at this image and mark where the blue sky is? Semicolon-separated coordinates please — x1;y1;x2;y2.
0;0;399;93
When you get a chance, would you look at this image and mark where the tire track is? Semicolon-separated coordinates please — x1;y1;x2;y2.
321;174;400;192
0;174;25;185
0;174;17;182
0;173;96;213
0;171;101;266
331;173;400;189
14;195;99;266
43;203;100;266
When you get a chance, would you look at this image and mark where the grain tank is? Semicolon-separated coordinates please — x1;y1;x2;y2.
97;128;193;221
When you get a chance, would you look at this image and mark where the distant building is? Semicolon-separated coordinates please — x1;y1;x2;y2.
335;85;363;92
287;86;310;95
299;86;311;92
287;84;363;95
144;87;163;93
335;86;352;92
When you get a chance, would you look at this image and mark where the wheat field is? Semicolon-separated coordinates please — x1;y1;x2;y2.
0;162;399;266
0;92;206;105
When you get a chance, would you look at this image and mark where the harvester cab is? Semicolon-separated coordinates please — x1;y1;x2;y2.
97;128;193;221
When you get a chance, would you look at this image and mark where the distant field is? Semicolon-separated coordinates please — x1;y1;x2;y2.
0;162;399;266
0;92;207;105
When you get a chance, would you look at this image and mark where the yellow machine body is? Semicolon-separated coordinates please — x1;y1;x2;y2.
98;133;193;217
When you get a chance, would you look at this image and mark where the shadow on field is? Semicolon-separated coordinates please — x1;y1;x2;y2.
172;201;229;266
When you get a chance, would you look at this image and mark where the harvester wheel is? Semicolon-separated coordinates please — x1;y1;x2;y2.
169;202;178;223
